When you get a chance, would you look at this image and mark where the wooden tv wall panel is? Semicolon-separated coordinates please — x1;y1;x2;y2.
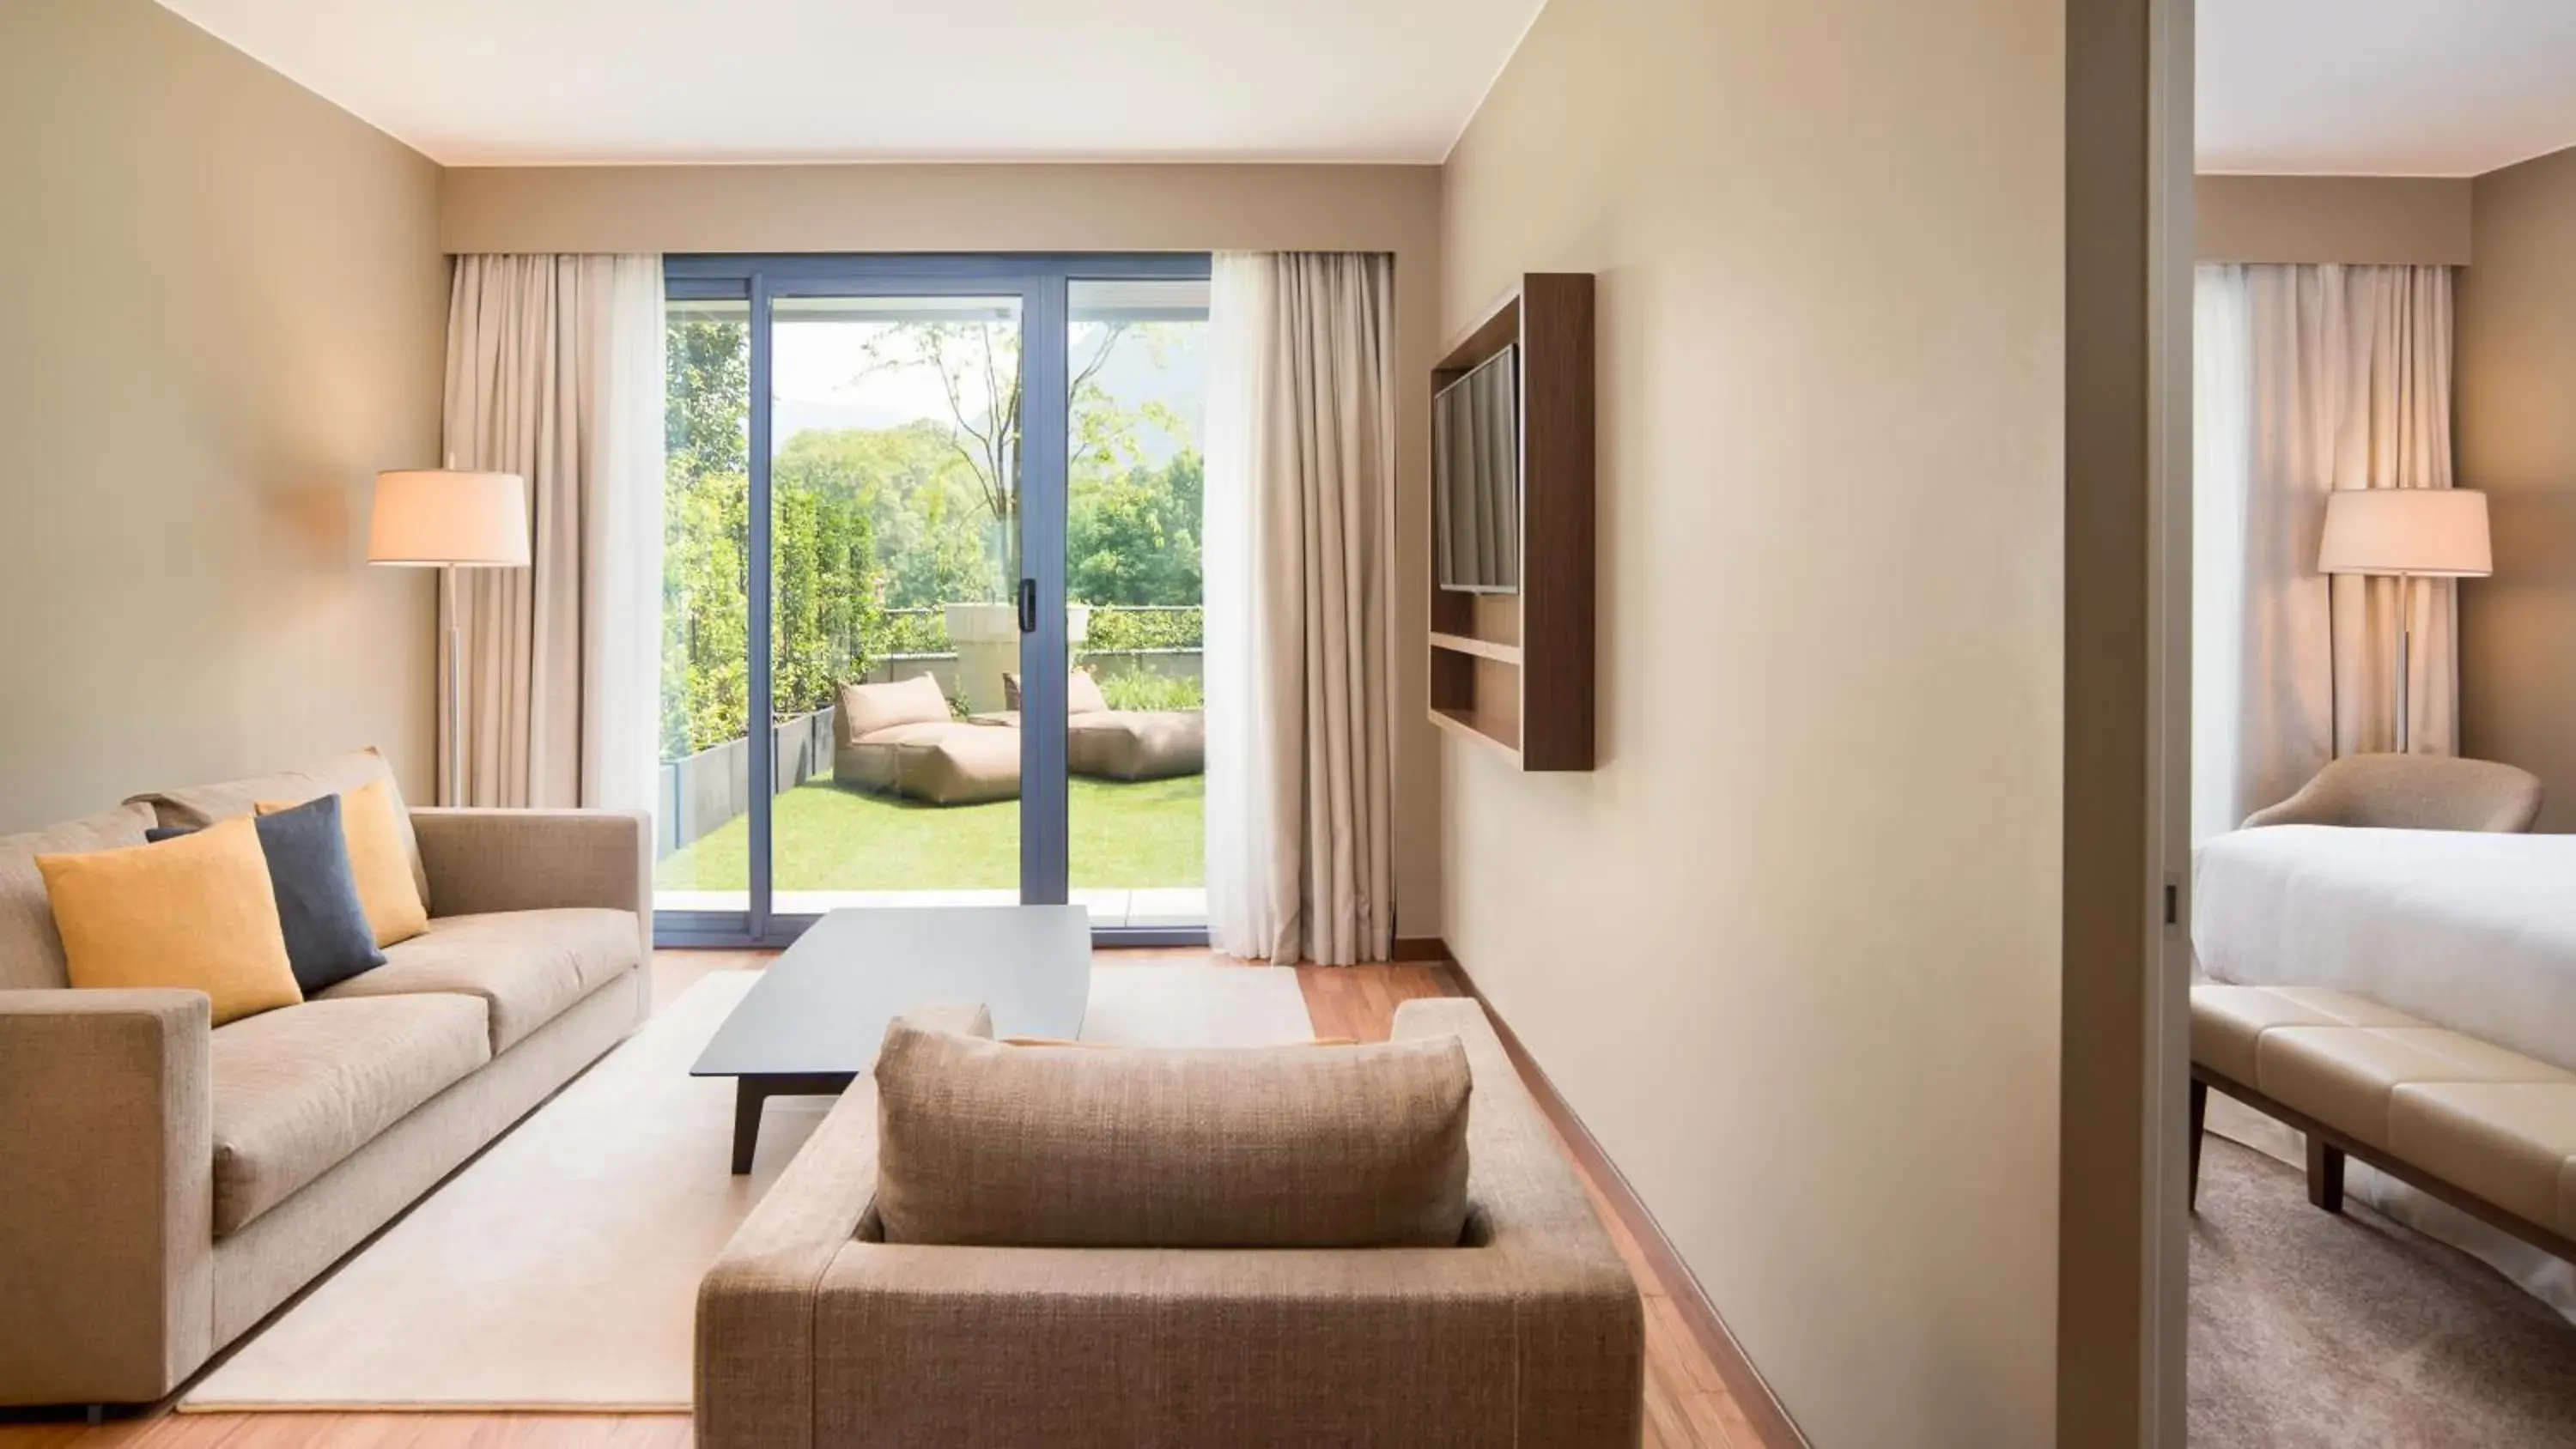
1428;273;1595;771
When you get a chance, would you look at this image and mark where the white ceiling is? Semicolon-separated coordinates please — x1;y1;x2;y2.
2201;0;2576;176
155;0;1545;166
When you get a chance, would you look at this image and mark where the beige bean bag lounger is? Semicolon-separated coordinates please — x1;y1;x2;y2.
834;676;1021;805
1068;709;1205;781
1006;670;1206;781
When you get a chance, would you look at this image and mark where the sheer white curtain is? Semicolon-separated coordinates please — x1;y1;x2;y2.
2191;263;2458;841
441;254;665;813
1203;252;1397;965
2193;266;2263;844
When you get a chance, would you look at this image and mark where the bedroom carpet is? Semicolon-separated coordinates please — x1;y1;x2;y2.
179;964;1315;1412
2191;1135;2576;1447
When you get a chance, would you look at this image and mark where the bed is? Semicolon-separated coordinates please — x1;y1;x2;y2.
2194;825;2576;1075
2193;823;2576;1316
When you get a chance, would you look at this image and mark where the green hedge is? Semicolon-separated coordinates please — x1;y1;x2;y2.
875;609;953;657
1097;672;1204;712
1084;605;1203;652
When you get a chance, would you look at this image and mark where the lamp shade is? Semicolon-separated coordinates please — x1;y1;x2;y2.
2318;488;2492;578
368;470;530;567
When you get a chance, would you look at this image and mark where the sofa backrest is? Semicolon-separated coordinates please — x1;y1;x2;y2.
838;675;951;743
871;1022;1473;1249
1003;669;1111;717
125;746;428;907
0;802;157;990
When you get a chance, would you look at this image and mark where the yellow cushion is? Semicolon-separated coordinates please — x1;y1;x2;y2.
37;816;302;1026
260;779;426;949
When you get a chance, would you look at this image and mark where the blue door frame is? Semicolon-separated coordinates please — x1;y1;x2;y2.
656;253;1212;950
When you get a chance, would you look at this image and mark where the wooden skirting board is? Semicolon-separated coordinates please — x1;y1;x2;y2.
1445;951;1814;1449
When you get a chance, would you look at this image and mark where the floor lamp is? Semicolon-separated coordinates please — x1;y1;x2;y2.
368;468;532;805
2318;488;2492;755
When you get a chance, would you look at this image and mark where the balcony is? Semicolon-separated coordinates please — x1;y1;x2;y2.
654;606;1204;925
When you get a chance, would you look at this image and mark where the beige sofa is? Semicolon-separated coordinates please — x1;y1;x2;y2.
695;997;1644;1449
0;752;650;1408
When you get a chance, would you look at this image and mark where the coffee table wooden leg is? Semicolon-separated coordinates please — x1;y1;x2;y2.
731;1080;768;1175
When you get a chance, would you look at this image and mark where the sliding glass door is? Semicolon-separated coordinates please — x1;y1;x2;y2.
766;293;1028;914
1065;280;1211;928
654;256;1210;946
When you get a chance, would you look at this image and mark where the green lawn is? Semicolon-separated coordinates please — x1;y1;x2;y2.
657;775;1203;892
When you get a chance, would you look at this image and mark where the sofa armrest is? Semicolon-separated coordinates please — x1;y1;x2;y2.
410;808;649;950
0;989;214;1406
696;1000;989;1449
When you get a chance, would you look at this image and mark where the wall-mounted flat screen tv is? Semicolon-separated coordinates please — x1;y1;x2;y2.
1434;344;1522;595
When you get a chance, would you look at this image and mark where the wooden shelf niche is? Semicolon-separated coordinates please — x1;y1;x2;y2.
1428;273;1595;771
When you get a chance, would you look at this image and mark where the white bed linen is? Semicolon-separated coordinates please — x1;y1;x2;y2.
2193;824;2576;1320
2194;826;2576;1073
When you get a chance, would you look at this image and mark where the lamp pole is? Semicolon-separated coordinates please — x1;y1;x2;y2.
444;564;465;805
2395;573;2412;756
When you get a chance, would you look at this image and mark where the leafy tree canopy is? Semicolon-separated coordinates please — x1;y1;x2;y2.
658;314;1206;761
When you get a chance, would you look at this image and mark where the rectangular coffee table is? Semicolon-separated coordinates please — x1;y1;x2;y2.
691;905;1091;1173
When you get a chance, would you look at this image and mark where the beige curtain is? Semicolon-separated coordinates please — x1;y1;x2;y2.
441;255;665;810
1203;252;1397;965
2195;263;2457;834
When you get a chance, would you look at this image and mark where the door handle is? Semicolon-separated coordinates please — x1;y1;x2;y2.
1018;578;1037;634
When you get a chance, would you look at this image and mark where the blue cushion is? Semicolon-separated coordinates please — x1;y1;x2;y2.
149;794;385;993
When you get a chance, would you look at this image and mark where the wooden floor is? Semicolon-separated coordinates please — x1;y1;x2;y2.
0;951;1764;1449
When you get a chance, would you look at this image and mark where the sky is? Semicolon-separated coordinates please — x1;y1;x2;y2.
769;314;1208;468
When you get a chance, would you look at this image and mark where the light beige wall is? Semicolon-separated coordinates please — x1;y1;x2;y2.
444;163;1448;929
2458;145;2576;829
1438;0;2064;1443
0;0;445;832
2196;174;2472;265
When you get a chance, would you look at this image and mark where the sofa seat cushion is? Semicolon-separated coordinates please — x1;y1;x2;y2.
210;994;491;1235
889;730;1022;806
838;725;1021;806
320;908;639;1054
834;720;961;794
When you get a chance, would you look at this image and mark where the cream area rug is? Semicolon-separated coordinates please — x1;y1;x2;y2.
180;963;1315;1411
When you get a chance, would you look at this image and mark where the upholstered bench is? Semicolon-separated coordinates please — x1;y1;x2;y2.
2190;984;2576;1263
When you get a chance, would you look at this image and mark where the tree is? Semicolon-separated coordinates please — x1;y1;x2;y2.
662;315;889;756
854;318;1141;600
769;483;884;717
1069;451;1204;605
658;311;1205;758
771;422;987;609
666;317;750;479
662;318;751;759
